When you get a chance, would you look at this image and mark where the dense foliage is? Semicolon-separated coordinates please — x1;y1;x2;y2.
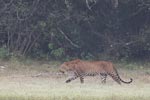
0;0;150;60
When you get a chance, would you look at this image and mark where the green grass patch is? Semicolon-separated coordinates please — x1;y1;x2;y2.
0;75;150;100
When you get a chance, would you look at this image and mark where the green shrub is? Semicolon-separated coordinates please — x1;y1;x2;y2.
0;47;9;59
51;48;64;59
48;43;54;50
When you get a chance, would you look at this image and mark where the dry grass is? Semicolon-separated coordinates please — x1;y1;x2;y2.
0;59;150;100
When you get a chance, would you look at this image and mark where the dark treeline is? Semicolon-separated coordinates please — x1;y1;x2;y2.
0;0;150;60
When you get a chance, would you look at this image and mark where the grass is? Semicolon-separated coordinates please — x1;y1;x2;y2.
0;59;150;100
0;77;150;100
1;76;150;100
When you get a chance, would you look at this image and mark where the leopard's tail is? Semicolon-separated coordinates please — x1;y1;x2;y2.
114;67;133;84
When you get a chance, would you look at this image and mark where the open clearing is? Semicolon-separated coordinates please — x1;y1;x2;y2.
0;60;150;100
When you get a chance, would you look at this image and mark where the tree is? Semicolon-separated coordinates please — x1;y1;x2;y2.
0;0;149;60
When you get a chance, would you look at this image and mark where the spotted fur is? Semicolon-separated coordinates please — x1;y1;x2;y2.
59;59;133;85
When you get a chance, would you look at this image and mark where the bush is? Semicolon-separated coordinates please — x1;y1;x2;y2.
51;48;65;59
0;47;9;59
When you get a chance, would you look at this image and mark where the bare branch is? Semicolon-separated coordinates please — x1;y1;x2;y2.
86;0;97;10
0;0;14;14
16;0;40;21
25;33;41;55
57;28;80;48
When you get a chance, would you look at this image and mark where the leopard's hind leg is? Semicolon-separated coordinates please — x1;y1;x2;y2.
109;73;121;84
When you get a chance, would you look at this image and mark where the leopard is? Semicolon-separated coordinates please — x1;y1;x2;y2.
59;59;133;85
